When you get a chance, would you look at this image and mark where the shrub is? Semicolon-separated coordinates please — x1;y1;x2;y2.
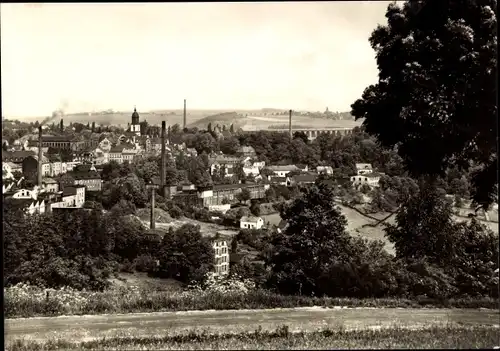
168;205;183;219
133;254;158;273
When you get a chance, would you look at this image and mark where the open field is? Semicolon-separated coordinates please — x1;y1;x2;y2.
5;306;499;345
7;325;500;350
6;109;359;131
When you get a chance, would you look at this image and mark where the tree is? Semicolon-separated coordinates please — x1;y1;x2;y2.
266;183;354;296
229;124;235;133
385;181;457;266
219;137;240;155
236;188;251;203
60;119;64;133
351;1;497;210
250;201;261;217
207;122;213;133
293;131;309;144
156;224;214;283
91;121;95;132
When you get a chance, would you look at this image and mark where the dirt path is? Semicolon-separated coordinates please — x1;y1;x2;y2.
5;307;498;343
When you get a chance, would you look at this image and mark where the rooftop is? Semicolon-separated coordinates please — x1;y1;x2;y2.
266;165;299;172
240;216;262;223
355;163;373;170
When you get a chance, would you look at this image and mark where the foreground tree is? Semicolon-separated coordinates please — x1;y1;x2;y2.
266;183;354;295
351;1;497;210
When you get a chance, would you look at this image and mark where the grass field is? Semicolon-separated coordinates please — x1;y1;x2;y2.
9;109;359;132
6;325;499;350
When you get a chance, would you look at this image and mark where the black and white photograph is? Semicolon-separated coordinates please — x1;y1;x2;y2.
2;1;498;349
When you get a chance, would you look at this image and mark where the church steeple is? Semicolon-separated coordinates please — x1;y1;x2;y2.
131;106;140;125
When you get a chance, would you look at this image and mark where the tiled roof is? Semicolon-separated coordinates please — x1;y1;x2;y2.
293;174;317;182
355;163;372;170
42;177;58;184
240;216;262;223
270;176;286;182
267;165;298;172
110;145;126;153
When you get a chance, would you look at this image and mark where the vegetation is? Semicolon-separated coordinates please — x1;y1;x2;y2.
7;324;500;350
4;282;497;319
351;0;498;210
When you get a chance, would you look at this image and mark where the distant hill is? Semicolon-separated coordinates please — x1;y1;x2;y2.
187;112;246;129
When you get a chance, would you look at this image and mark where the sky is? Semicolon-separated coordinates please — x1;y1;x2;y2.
1;2;392;118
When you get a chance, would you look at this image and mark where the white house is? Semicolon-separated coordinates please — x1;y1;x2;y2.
355;163;373;175
265;165;299;178
316;166;333;175
240;216;264;230
351;172;381;188
10;188;38;200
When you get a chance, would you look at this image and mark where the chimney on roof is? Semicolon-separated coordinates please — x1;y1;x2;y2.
183;99;187;129
161;121;167;197
37;126;43;187
289;109;293;141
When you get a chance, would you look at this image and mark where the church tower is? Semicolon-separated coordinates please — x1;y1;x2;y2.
129;106;141;136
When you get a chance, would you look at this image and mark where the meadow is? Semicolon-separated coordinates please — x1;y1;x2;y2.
7;325;499;350
4;281;498;319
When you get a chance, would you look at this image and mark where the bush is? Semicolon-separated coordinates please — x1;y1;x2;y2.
133;254;158;273
169;205;183;219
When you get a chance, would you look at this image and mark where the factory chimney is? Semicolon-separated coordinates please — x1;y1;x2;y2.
161;121;167;197
183;99;187;129
37;126;43;187
289;109;293;141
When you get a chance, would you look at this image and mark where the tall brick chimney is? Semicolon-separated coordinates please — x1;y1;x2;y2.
38;126;43;186
161;121;167;197
289;109;293;141
183;99;187;129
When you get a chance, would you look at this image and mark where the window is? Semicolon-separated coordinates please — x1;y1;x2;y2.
365;177;368;181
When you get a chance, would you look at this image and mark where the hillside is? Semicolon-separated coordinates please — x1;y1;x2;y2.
187;112;246;129
7;110;361;131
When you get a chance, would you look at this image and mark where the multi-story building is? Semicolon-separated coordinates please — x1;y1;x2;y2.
211;237;230;277
42;178;60;193
51;185;85;209
351;172;381;188
209;155;241;178
201;183;269;207
71;164;102;192
355;163;373;175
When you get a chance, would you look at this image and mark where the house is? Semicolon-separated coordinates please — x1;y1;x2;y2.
350;172;381;188
240;216;264;230
70;164;102;192
4;198;47;215
236;145;256;158
42;178;59;193
296;164;309;172
242;160;261;178
93;147;109;165
7;188;38;200
355;163;373;175
2;162;18;180
209;156;241;178
22;155;51;179
270;176;288;185
211;236;230;277
98;136;112;152
47;154;67;177
199;183;269;207
316;166;334;175
290;173;317;186
51;185;86;209
2;150;35;164
109;145;126;164
265;165;299;178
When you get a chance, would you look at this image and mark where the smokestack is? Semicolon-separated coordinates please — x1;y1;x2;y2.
37;126;43;187
183;99;187;129
289;109;293;141
161;121;167;197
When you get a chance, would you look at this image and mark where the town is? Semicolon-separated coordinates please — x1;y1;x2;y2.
2;1;498;350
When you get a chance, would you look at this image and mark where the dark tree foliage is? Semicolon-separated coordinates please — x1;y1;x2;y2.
351;1;497;209
266;183;354;295
156;224;214;283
